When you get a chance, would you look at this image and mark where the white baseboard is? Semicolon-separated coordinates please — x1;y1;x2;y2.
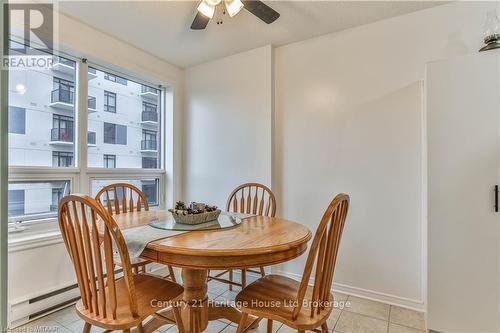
274;270;424;312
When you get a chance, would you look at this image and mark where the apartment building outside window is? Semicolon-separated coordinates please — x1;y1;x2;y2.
104;154;116;168
8;42;166;225
104;91;116;113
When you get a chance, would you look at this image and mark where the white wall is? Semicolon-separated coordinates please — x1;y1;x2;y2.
183;46;273;208
183;1;497;311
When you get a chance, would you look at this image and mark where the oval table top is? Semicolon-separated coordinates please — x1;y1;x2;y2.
113;210;312;269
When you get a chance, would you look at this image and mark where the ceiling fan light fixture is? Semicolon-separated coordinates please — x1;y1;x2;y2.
197;1;215;18
225;0;244;17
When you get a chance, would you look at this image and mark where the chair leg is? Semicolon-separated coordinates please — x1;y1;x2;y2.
260;266;266;277
241;269;247;289
321;323;328;333
83;323;91;333
229;269;234;291
137;323;145;333
267;319;273;333
168;265;177;282
236;313;249;333
173;306;185;333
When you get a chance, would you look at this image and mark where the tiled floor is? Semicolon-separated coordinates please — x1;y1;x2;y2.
15;278;425;333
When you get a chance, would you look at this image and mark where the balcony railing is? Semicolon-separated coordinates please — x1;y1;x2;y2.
141;85;158;94
141;140;157;151
51;88;74;105
87;131;96;145
51;128;73;142
142;111;158;123
88;96;96;110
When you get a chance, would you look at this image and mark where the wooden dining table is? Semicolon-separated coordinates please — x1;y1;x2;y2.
112;210;312;333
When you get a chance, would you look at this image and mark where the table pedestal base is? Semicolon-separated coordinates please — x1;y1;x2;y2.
141;268;260;333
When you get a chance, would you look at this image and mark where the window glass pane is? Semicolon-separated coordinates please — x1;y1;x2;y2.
8;42;76;167
91;178;159;206
88;67;161;168
8;180;71;222
8;106;26;134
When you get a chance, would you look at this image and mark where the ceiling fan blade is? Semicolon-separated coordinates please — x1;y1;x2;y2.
191;11;210;30
242;0;280;24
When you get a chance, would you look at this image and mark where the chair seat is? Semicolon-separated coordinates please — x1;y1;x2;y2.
76;273;183;330
235;274;333;330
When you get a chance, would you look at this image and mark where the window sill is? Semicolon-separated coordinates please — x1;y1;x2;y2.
8;219;63;253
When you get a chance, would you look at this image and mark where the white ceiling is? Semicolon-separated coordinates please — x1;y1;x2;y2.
59;1;447;68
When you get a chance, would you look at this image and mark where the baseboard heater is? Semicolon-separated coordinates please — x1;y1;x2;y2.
9;283;81;328
9;269;123;328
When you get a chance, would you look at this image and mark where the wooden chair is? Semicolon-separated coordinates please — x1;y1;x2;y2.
95;183;176;281
208;183;277;291
58;194;185;333
235;194;350;333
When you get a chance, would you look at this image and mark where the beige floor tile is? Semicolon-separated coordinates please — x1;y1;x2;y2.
16;316;68;333
326;308;342;329
335;311;388;333
344;296;390;321
64;320;104;333
48;306;80;326
388;323;425;333
220;324;238;333
389;306;425;330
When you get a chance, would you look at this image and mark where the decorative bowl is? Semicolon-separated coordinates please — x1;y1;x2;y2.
169;209;221;225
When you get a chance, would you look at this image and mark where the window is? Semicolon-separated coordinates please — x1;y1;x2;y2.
8;180;70;222
51;188;65;212
52;77;75;105
8;106;25;134
142;102;158;122
104;154;116;168
103;122;127;145
142;130;157;151
142;180;159;206
104;73;128;85
52;151;73;167
142;157;157;169
7;43;166;225
8;190;25;217
52;114;74;143
104;91;116;113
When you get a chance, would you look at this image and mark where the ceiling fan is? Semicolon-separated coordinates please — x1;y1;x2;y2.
191;0;280;30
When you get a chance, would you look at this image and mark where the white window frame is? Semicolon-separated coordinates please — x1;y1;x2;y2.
8;52;168;234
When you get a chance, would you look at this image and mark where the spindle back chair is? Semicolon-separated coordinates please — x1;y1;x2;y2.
95;183;176;280
226;183;277;217
208;183;277;291
235;194;350;333
95;183;149;215
58;194;185;332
